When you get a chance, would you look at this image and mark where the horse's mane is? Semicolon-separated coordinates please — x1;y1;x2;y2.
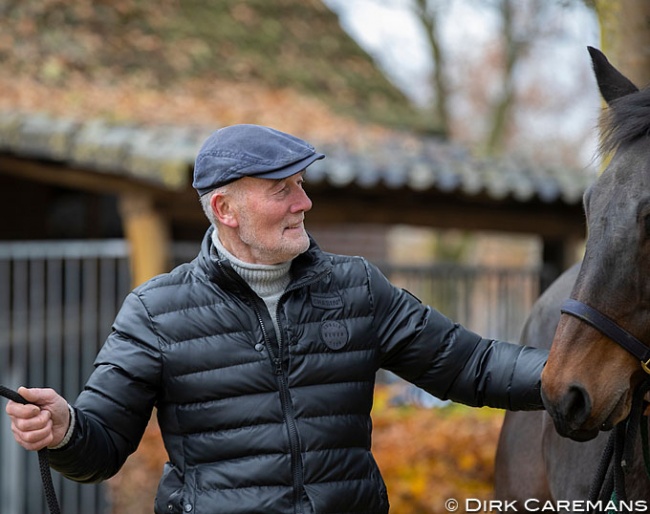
600;86;650;156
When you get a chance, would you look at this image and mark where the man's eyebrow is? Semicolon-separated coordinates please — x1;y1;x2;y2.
266;171;306;190
265;178;284;190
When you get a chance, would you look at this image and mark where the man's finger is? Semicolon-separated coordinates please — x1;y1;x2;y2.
11;424;53;451
17;386;54;406
12;408;51;432
5;400;41;418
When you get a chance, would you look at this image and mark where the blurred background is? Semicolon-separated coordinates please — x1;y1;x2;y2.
0;0;648;512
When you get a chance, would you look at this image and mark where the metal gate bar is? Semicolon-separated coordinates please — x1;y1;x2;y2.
0;240;130;514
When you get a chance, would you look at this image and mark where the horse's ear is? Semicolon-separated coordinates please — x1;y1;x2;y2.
588;46;639;105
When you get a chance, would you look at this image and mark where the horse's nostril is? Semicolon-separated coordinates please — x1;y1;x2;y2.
561;384;592;429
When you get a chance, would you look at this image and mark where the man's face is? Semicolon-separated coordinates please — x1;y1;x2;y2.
223;171;312;264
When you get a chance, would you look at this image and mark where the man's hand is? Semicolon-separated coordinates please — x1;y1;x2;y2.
5;387;70;451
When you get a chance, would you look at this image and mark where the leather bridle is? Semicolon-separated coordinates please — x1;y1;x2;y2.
561;298;650;374
559;298;650;509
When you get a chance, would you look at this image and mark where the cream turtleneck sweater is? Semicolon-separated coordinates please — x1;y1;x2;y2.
211;229;291;339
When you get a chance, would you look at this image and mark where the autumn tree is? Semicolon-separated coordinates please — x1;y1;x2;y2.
410;0;593;156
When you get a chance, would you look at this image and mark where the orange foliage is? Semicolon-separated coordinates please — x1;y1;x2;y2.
109;385;504;514
372;386;505;514
107;415;165;514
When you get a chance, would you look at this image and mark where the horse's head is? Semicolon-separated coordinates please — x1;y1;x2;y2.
541;47;650;442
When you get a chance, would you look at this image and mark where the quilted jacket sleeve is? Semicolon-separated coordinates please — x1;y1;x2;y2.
369;261;547;411
48;291;162;483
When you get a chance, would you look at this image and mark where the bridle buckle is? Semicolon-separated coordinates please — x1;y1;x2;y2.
641;358;650;375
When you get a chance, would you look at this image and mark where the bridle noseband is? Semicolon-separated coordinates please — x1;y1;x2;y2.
561;298;650;374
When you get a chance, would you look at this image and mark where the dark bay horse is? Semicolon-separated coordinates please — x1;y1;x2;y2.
495;47;650;506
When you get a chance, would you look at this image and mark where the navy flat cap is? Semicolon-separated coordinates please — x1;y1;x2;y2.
192;124;325;195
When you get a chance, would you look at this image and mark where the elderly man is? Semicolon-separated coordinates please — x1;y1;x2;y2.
6;124;547;514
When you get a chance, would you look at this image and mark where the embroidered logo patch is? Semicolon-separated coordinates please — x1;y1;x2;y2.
320;320;348;351
311;294;344;310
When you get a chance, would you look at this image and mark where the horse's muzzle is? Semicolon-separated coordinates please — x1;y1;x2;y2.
541;382;600;441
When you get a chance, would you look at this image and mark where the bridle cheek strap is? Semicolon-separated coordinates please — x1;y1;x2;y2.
561;299;650;374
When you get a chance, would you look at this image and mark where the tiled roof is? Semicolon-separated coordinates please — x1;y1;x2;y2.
0;111;594;204
0;0;425;132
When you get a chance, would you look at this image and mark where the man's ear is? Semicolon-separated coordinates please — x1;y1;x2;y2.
210;192;239;228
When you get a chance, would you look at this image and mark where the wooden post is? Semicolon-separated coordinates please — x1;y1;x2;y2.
118;193;171;288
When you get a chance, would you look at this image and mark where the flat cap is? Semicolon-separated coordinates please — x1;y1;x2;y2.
192;124;325;195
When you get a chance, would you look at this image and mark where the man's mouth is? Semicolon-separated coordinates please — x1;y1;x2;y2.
285;220;305;231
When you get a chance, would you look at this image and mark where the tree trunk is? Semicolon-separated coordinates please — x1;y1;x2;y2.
595;0;650;86
485;0;519;156
414;0;451;135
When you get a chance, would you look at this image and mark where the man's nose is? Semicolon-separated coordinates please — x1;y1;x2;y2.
292;187;312;213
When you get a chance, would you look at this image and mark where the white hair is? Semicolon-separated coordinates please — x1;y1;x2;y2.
198;182;241;226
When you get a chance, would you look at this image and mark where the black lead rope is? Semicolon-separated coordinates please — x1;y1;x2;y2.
0;385;61;514
587;381;650;513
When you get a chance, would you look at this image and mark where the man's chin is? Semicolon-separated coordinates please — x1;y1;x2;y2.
279;236;310;261
254;237;306;265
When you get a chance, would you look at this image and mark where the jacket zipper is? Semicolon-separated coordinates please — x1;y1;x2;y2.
246;297;303;514
218;261;328;514
270;273;328;514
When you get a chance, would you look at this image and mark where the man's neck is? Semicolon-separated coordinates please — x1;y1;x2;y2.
211;227;290;339
211;228;291;297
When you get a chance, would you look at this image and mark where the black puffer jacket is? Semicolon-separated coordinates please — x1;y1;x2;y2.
49;227;547;514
